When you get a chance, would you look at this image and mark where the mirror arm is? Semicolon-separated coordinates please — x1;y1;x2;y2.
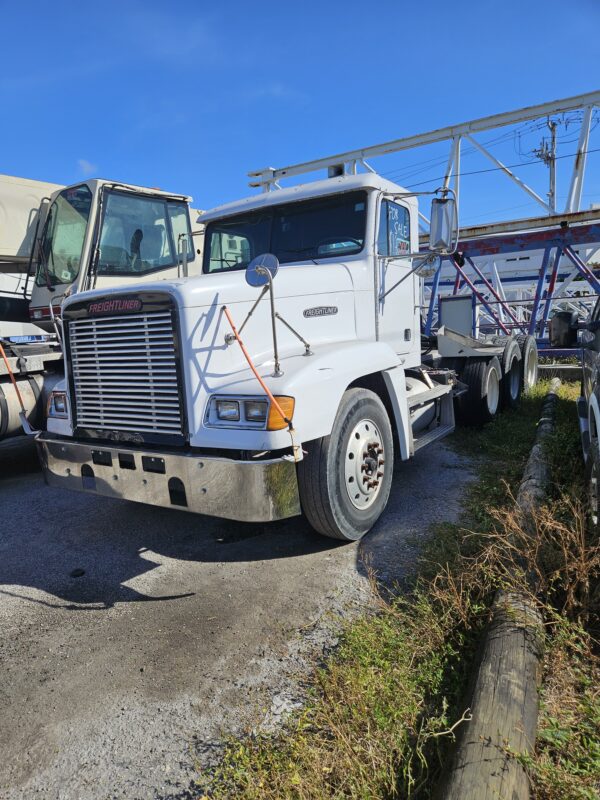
224;285;269;344
275;312;312;356
379;255;438;301
256;266;282;377
177;233;189;278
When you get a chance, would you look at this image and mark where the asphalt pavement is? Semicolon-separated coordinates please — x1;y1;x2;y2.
0;438;473;799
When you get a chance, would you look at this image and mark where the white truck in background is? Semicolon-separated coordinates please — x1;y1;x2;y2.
38;168;537;541
0;174;203;448
0;174;63;336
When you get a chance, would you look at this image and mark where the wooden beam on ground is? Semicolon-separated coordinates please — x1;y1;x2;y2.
439;379;561;800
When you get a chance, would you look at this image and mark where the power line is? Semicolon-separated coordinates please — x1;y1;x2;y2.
383;112;599;186
381;120;537;182
401;145;600;189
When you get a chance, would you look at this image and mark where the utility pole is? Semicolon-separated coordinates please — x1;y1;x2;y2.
548;119;557;213
533;118;557;214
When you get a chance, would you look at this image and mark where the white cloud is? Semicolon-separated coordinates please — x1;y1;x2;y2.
77;159;97;177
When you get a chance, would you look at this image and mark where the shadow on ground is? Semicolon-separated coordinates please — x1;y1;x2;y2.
0;441;468;611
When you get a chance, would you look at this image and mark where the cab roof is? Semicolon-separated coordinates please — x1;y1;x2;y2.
198;173;412;224
74;178;192;203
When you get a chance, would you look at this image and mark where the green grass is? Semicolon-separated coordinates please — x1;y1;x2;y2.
196;382;600;800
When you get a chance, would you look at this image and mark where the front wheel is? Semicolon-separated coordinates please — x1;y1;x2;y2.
297;388;394;541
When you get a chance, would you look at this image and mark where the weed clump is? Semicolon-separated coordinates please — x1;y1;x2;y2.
202;382;600;799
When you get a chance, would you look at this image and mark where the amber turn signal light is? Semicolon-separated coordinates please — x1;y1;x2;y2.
267;396;295;430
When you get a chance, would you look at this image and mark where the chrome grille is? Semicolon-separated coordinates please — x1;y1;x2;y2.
68;310;183;436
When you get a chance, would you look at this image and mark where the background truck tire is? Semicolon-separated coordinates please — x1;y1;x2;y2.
456;356;502;426
586;436;600;530
500;338;522;409
515;334;539;391
297;388;394;541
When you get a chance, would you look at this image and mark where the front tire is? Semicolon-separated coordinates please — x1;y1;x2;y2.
297;388;394;541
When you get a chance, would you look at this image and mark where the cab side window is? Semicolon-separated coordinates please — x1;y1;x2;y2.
377;200;410;257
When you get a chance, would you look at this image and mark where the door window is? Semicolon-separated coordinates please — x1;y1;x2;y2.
377;200;410;257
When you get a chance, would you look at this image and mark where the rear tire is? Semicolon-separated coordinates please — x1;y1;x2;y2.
500;338;522;409
297;388;394;541
457;357;502;426
585;437;600;531
515;334;538;391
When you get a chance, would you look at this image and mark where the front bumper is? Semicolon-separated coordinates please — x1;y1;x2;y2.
36;433;301;522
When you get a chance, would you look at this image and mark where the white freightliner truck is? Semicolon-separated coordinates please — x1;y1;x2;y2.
37;170;532;541
0;174;202;448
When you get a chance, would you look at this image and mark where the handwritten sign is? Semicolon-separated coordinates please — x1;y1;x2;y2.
388;203;410;256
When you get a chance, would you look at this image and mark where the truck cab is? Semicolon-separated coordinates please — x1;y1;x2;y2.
38;172;509;540
30;179;202;329
0;175;202;449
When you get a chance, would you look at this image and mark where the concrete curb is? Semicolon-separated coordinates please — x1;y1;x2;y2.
439;378;561;800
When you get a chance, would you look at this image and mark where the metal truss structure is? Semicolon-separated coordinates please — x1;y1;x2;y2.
249;91;600;343
422;209;600;346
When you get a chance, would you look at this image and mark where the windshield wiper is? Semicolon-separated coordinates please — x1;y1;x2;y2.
39;248;55;292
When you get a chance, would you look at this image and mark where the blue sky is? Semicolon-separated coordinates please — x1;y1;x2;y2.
2;0;599;225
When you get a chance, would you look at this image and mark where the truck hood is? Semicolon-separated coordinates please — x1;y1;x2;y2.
61;260;376;450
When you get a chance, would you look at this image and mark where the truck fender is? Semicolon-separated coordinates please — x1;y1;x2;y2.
285;341;402;445
382;366;410;460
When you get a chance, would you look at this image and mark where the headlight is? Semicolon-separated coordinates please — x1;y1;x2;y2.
47;391;68;419
206;395;294;429
244;400;268;423
216;399;240;421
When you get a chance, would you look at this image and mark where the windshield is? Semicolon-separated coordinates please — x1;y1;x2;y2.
96;191;194;277
36;185;93;286
203;191;367;273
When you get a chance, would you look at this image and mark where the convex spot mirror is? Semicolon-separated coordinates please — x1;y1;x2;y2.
429;196;458;254
246;253;279;287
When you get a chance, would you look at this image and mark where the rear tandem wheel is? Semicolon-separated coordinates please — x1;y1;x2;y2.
515;334;539;391
456;356;502;426
499;338;523;409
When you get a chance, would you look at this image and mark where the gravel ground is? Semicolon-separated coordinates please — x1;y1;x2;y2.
0;440;473;800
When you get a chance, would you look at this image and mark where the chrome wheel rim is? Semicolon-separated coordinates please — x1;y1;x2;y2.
486;368;500;415
345;419;385;510
509;358;520;400
525;348;537;389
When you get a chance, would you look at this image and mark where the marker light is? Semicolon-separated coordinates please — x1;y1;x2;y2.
267;396;295;430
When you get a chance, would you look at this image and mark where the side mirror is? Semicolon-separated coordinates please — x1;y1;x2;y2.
245;253;279;287
429;196;458;254
177;234;189;278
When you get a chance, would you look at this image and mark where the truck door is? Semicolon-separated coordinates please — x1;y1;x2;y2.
376;198;418;355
